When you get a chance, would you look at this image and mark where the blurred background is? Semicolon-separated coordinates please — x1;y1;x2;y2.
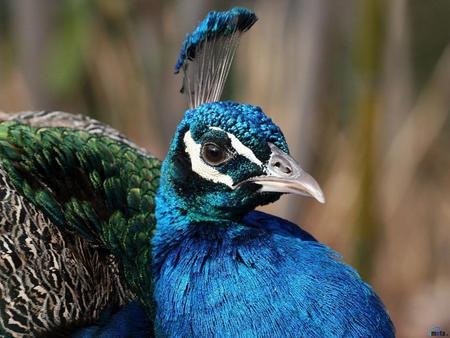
0;0;449;336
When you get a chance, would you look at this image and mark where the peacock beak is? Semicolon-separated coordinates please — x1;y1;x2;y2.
234;143;325;203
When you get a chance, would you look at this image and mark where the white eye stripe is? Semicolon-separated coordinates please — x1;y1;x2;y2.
183;130;234;187
209;127;262;166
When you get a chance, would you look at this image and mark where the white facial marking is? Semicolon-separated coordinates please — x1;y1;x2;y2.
209;127;262;166
183;130;234;187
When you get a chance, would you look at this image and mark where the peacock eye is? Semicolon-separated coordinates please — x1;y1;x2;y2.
201;142;229;166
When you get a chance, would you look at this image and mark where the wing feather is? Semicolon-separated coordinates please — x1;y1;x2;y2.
0;111;160;336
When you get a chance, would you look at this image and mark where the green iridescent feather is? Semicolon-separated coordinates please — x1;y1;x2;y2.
0;120;160;320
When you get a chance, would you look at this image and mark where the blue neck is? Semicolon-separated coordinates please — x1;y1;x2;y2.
153;181;191;246
152;175;229;271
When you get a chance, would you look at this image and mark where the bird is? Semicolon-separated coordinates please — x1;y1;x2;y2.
151;7;395;338
0;6;395;337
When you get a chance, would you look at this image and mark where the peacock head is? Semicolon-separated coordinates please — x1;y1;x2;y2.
160;101;324;220
160;7;324;220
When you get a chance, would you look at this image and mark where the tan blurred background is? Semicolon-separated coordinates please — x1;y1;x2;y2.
0;0;449;336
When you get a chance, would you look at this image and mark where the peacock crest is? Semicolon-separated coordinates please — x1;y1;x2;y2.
175;7;257;108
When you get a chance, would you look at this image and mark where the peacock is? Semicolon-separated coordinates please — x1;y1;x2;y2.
0;7;395;337
151;8;394;337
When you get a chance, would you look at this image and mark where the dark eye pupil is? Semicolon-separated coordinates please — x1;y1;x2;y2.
202;143;227;165
206;146;220;159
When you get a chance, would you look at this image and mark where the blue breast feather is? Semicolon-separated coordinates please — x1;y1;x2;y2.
72;301;150;338
153;210;394;337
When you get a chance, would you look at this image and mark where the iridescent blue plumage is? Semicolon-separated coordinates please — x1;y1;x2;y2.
174;7;257;74
151;101;395;337
185;101;289;154
73;301;150;338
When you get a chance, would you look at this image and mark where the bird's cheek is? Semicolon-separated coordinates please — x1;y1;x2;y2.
222;160;264;185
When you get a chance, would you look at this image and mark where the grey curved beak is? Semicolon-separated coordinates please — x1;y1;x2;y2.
234;143;325;203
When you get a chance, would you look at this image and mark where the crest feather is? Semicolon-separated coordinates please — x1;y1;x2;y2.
175;7;257;108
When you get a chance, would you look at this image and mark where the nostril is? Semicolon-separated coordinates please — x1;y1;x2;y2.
272;160;292;175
